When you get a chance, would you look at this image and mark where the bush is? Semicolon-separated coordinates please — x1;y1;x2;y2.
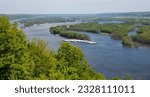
131;26;150;45
122;36;134;47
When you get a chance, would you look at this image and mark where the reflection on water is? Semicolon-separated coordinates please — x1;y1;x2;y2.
23;22;150;79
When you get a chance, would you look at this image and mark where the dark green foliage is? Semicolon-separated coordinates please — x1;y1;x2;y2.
50;26;90;40
62;22;135;46
131;26;150;45
67;22;133;40
68;22;100;33
100;24;133;39
122;36;134;47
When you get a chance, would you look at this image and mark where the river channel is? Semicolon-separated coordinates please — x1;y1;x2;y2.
23;22;150;79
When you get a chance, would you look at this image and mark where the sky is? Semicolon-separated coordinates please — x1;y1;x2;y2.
0;0;150;14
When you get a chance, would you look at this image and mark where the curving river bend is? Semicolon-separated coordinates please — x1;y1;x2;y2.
23;22;150;79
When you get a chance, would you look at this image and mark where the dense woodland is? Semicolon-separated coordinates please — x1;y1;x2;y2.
50;26;90;40
67;22;100;33
0;16;105;80
131;26;150;45
52;21;150;47
50;22;135;46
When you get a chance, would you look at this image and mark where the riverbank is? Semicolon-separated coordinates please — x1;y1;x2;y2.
23;22;150;79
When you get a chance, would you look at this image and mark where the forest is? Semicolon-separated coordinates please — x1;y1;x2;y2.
50;26;90;40
67;22;100;33
56;21;150;47
51;22;136;47
131;26;150;45
0;16;105;80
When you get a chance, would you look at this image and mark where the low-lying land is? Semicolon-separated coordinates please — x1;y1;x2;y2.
50;26;90;40
50;21;150;47
100;24;133;39
20;17;75;27
50;22;136;47
131;26;150;45
67;22;100;33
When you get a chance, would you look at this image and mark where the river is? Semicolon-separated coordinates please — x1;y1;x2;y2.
23;22;150;79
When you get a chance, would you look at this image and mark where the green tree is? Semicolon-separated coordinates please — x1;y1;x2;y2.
132;26;150;45
0;17;34;79
28;38;58;80
122;36;134;47
57;42;105;80
0;16;105;80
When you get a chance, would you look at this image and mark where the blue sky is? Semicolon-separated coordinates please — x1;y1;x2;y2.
0;0;150;14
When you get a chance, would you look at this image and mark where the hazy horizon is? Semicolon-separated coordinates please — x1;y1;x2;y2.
1;11;150;15
0;0;150;14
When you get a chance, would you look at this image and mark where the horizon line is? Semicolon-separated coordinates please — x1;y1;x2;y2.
0;11;150;15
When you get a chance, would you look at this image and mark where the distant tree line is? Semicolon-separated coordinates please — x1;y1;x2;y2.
20;17;75;27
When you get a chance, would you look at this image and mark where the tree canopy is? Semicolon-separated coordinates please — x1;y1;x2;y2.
0;16;34;79
0;16;104;80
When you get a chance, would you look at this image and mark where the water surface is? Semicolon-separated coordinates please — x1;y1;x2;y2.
23;22;150;79
74;32;150;79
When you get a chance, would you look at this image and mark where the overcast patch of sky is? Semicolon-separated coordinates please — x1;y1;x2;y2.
0;0;150;14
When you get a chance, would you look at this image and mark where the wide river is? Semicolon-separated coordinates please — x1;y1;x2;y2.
23;22;150;79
